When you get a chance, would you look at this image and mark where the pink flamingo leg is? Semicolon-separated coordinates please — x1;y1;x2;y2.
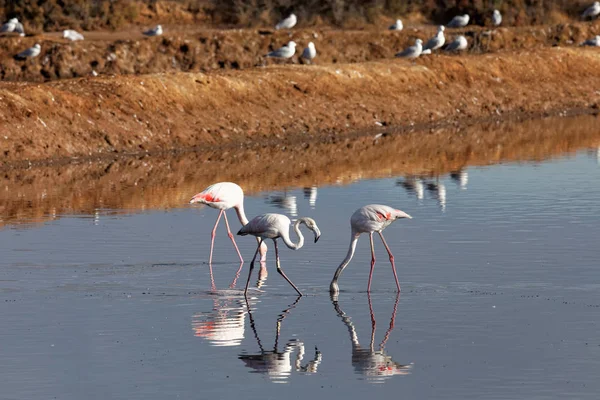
208;210;224;264
223;211;244;263
274;239;303;296
378;232;401;292
367;233;376;293
244;239;263;296
208;262;216;291
229;261;244;288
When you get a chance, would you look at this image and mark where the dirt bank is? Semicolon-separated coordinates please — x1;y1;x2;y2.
1;114;599;229
1;47;600;165
1;21;600;82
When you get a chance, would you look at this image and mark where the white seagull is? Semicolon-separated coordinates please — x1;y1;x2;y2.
447;14;470;28
389;19;403;31
582;2;600;19
63;29;84;41
492;9;502;26
1;18;24;36
276;13;297;30
423;26;445;52
266;41;297;59
444;35;468;52
395;38;423;59
15;43;40;60
143;24;162;37
582;35;600;46
301;42;317;62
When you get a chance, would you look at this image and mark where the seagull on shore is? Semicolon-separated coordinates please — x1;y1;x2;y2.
389;19;403;31
492;9;502;26
395;38;423;59
14;43;40;60
63;29;84;41
301;42;317;63
444;35;468;52
423;26;445;52
447;14;470;28
276;13;297;30
1;18;24;36
266;41;297;59
582;2;600;19
582;35;600;46
143;25;162;37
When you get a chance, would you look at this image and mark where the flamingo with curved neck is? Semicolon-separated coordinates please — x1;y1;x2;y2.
238;213;321;296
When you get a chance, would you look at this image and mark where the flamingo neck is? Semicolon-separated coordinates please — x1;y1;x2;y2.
330;232;360;293
281;220;304;250
234;202;250;226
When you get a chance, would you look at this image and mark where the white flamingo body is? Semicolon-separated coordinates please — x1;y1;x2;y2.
238;213;321;296
190;182;267;265
330;205;412;294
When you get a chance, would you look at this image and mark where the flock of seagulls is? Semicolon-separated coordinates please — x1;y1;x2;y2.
3;2;600;64
1;18;164;61
190;182;412;296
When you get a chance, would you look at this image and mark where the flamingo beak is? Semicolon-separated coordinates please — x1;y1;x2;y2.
396;210;412;219
314;227;321;243
314;235;320;243
189;194;202;204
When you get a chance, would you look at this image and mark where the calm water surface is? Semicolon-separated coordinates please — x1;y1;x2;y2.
1;141;599;399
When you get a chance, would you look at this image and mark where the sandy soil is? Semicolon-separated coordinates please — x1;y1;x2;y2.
2;114;599;228
1;46;600;165
0;21;599;81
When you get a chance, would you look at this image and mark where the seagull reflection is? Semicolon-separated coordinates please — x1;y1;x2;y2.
267;193;298;217
239;296;322;382
397;176;425;200
303;186;318;209
331;293;412;383
425;180;447;212
450;169;469;189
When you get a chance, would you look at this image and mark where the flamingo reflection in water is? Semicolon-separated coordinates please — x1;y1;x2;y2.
239;297;322;382
193;266;268;346
332;293;412;382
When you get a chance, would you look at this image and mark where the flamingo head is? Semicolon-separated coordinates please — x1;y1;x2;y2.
394;209;412;220
299;217;321;242
189;192;211;204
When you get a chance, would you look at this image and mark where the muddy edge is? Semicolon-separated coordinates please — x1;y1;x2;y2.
1;47;600;165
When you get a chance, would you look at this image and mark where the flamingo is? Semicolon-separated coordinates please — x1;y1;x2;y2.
238;214;321;296
190;182;267;265
330;205;412;294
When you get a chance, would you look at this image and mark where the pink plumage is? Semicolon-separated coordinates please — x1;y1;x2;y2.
190;182;267;266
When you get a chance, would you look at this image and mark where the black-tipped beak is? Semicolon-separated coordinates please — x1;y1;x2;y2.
314;235;320;243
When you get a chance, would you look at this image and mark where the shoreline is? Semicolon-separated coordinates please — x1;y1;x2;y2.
2;47;600;166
